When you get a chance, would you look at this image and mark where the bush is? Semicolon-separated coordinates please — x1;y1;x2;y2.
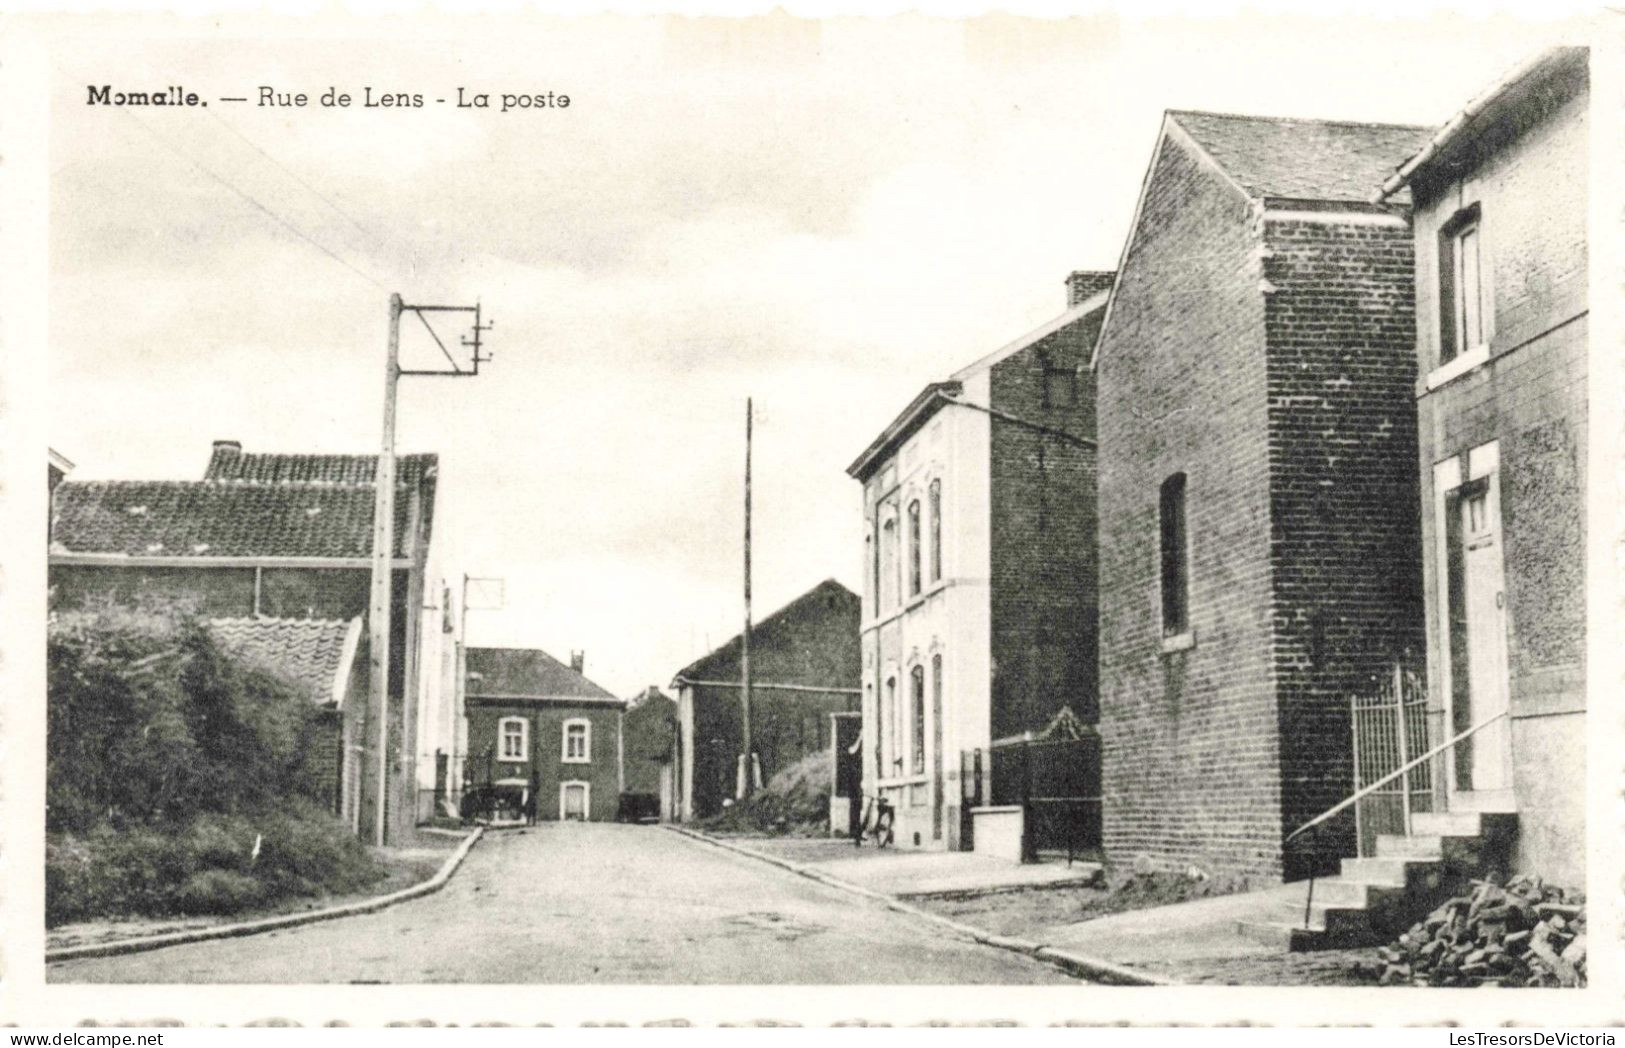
46;806;383;926
45;604;384;926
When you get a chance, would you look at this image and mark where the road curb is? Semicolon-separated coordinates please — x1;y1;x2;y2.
662;826;1171;986
47;826;485;964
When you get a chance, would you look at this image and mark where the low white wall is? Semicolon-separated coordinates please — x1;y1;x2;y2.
971;805;1024;863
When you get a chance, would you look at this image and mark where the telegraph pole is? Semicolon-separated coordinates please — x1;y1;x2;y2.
740;397;754;800
367;293;492;847
367;294;403;847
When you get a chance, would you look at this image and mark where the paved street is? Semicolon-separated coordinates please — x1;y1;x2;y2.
49;823;1077;984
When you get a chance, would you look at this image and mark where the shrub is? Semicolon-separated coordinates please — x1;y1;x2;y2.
697;751;830;835
46;808;383;925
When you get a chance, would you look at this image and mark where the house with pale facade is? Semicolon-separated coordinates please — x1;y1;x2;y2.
846;271;1109;852
1376;46;1589;888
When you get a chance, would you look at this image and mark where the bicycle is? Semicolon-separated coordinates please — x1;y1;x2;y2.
853;794;895;848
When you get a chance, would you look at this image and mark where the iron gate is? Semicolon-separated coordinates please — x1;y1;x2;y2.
1351;664;1433;856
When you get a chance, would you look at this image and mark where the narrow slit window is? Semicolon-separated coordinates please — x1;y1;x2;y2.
911;665;926;775
928;479;942;583
907;499;922;597
1160;473;1189;636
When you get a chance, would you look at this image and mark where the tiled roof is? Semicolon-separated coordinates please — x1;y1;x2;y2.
50;480;413;558
1169;110;1435;204
207;616;360;707
204;443;438;489
466;647;622;704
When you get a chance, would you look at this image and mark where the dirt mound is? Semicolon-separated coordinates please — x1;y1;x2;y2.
698;751;829;836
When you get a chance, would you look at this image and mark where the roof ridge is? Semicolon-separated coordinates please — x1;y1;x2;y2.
59;477;405;491
209;615;353;627
1167;107;1434;131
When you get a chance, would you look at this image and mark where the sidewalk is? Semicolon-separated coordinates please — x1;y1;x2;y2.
698;831;1377;986
728;836;1104;897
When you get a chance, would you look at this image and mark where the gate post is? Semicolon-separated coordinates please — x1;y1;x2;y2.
1394;663;1412;837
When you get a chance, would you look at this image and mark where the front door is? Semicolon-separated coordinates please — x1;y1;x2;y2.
562;782;588;821
1445;462;1513;806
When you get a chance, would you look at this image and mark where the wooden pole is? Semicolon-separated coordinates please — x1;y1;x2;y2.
740;397;754;799
369;292;403;846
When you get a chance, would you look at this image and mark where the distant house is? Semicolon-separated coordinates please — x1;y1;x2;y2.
464;647;626;822
1376;47;1589;887
1092;111;1435;882
846;271;1109;852
48;439;462;842
669;579;860;822
207;616;367;829
621;687;677;818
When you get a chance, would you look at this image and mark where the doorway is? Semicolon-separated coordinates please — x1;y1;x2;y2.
561;781;590;821
1440;444;1513;809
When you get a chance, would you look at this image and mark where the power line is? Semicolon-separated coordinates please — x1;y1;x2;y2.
206;109;384;248
114;108;389;293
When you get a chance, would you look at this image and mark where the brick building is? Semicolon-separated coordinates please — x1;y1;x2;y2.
48;440;463;841
464;647;625;822
1093;112;1435;882
1376;47;1589;887
669;579;860;822
846;271;1108;851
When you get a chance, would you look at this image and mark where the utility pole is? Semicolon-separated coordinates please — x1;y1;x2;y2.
367;294;492;847
740;397;754;800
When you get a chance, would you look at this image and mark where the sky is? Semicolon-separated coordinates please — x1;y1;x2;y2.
45;12;1585;697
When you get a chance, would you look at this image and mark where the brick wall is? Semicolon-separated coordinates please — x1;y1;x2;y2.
1096;131;1283;882
1261;213;1425;874
466;701;623;821
988;308;1101;739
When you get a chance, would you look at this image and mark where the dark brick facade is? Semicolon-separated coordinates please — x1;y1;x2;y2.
1097;126;1425;883
465;700;624;821
988;308;1101;740
1262;214;1426;866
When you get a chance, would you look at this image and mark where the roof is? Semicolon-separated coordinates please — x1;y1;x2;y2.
847;286;1110;482
673;578;859;685
50;479;415;559
206;616;362;708
204;441;438;490
465;647;623;706
1377;46;1588;203
1168;110;1435;205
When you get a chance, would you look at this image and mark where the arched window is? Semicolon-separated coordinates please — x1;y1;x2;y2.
928;479;942;583
882;675;897;776
880;513;898;609
910;665;926;775
1160;473;1189;636
907;499;922;597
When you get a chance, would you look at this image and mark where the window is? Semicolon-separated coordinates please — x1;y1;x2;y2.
910;665;926;775
1159;473;1189;637
865;531;876;616
562;719;590;763
879;505;899;610
928;479;942;583
931;654;944;839
882;675;896;776
498;717;528;762
1040;349;1078;408
907;500;922;597
1438;204;1486;364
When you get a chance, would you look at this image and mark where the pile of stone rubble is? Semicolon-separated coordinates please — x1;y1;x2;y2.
1367;875;1585;987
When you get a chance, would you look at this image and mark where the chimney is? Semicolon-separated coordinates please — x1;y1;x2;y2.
206;439;243;479
570;650;585;674
1065;270;1115;309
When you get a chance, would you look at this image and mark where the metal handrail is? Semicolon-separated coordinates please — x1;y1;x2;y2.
1288;707;1509;930
1286;707;1509;845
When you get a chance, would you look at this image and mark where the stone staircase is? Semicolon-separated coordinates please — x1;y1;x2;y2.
1240;811;1518;951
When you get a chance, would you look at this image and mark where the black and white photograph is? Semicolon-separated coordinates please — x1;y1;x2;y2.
0;2;1618;1028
